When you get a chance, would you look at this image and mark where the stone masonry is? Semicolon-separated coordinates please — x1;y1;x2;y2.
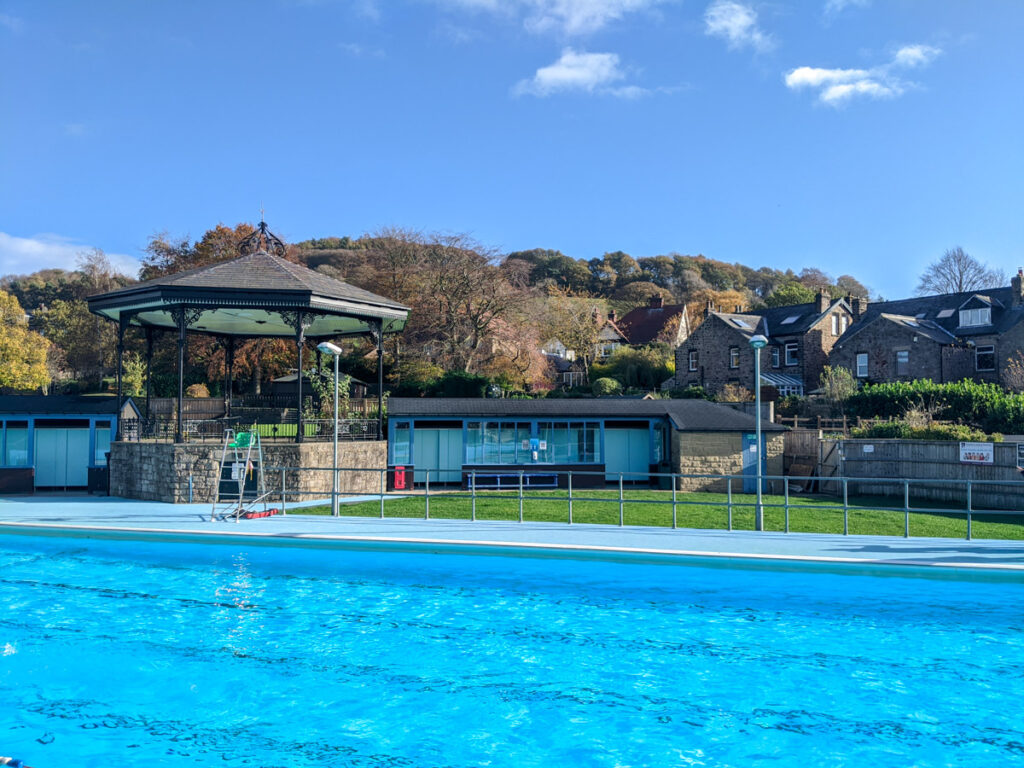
111;440;387;504
672;431;784;492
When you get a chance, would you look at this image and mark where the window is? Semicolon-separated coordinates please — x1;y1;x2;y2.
936;308;955;319
841;315;849;333
856;353;868;378
784;342;799;366
536;421;601;464
729;347;739;368
3;422;29;467
688;350;698;371
776;384;804;397
959;307;992;327
94;425;111;466
771;347;780;368
976;345;995;372
896;350;909;377
392;422;411;464
732;318;750;329
467;421;533;464
781;314;801;325
831;315;839;336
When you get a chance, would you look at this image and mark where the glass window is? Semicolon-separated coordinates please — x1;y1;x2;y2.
94;425;111;465
976;345;996;372
841;315;849;333
688;350;698;371
392;422;411;464
729;347;739;368
785;343;799;366
896;350;909;377
535;421;600;464
483;422;500;464
831;315;839;336
4;423;28;467
771;347;780;368
465;422;482;464
960;307;992;327
856;353;868;378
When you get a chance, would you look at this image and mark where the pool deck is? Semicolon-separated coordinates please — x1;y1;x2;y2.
1;494;1023;572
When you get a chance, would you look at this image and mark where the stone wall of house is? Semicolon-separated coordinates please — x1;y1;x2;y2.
110;440;387;504
673;316;766;394
832;324;945;383
671;431;784;492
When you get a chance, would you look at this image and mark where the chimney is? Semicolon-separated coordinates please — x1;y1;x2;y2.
734;304;742;313
1013;267;1024;307
704;299;715;319
649;295;664;309
608;308;617;322
815;288;830;314
850;296;869;322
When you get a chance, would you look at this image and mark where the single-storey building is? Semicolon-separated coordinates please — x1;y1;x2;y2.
387;397;785;492
0;395;139;494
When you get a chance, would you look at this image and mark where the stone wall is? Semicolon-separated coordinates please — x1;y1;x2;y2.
832;322;945;383
110;440;387;504
671;431;784;492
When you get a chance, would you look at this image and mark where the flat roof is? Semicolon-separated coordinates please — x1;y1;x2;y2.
388;397;785;432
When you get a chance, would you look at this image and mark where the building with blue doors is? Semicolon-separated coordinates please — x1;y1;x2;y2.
387;397;785;491
0;395;139;494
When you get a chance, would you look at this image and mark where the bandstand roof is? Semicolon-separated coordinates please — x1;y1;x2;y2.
87;227;408;339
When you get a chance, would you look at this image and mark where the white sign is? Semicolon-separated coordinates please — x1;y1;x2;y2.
960;442;994;465
539;440;547;450
1018;443;1024;469
862;445;874;454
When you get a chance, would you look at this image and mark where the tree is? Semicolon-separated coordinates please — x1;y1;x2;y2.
1003;351;1024;394
916;247;1004;295
36;298;115;384
819;365;857;413
764;282;816;307
541;290;606;382
798;267;832;291
611;281;673;310
835;274;870;299
0;291;51;392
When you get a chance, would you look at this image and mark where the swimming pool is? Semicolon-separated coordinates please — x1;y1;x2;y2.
1;533;1023;767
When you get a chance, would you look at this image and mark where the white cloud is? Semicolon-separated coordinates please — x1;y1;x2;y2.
514;48;628;96
703;1;774;53
785;43;942;107
338;42;385;57
892;44;941;69
823;0;869;16
0;232;139;278
432;0;664;36
0;13;23;33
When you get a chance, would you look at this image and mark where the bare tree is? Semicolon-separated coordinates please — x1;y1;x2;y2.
916;247;1005;295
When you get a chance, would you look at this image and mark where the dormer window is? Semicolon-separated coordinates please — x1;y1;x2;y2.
959;307;991;327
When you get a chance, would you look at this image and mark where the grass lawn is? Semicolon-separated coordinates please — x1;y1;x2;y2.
300;488;1024;541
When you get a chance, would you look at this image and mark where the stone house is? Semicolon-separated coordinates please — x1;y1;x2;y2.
831;270;1024;386
667;291;856;397
614;295;690;349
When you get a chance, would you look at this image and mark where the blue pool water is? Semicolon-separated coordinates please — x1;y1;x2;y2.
1;534;1023;767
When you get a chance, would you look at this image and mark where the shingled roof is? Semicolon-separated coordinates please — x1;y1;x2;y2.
87;250;409;339
616;301;688;344
389;397;784;432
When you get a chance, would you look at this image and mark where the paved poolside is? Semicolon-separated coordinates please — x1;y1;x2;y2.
1;494;1022;572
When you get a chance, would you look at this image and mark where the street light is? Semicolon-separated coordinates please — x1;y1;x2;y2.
748;333;768;532
317;341;343;517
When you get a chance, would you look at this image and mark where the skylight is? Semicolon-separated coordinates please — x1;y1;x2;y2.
915;312;926;319
906;320;919;328
781;314;801;324
936;309;955;319
732;318;750;329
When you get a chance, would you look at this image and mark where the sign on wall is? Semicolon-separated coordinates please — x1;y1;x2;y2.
1017;443;1024;469
960;442;994;465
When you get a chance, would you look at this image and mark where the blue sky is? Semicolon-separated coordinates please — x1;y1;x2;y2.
1;0;1021;298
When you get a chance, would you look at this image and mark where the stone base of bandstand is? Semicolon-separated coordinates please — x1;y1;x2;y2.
110;441;387;504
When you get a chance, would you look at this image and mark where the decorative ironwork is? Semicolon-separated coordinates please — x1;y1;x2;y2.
238;220;287;257
280;309;313;342
170;306;204;330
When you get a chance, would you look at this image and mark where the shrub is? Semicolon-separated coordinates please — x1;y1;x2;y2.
717;383;752;402
591;377;623;396
430;371;491;398
851;420;1002;442
668;385;710;400
185;383;210;398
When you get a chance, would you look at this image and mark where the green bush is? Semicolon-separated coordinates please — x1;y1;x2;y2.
846;379;1024;434
667;385;710;400
591;377;623;396
851;420;1002;442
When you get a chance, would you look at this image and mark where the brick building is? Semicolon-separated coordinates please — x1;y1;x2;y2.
831;270;1024;385
667;290;855;397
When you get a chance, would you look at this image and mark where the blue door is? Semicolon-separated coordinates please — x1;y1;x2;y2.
605;428;650;482
741;433;766;493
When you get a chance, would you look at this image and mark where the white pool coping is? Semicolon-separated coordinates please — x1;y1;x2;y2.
1;494;1023;573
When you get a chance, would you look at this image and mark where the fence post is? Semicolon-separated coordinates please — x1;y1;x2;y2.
471;470;477;522
618;473;624;526
425;469;430;520
842;478;849;535
518;471;524;523
903;479;910;538
671;475;677;530
281;468;287;515
784;477;790;534
727;476;733;531
568;471;573;525
379;468;385;519
966;479;972;541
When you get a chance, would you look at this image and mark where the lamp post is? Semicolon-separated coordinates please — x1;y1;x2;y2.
317;341;343;517
748;333;768;532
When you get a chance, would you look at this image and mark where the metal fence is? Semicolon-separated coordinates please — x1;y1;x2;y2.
119;417;380;443
252;466;1024;541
